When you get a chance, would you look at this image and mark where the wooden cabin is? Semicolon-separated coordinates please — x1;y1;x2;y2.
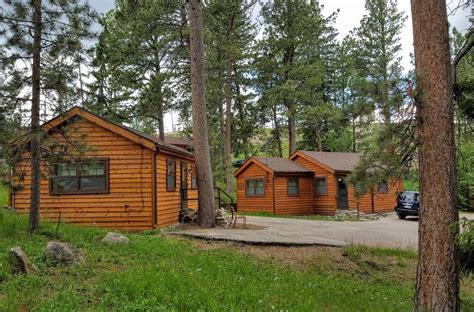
9;107;198;230
234;157;314;215
290;151;403;215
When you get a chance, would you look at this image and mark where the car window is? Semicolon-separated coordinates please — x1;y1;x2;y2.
398;192;419;202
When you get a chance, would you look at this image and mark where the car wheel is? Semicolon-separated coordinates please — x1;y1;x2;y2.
398;214;406;220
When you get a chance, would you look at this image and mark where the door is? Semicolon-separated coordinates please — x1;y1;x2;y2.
180;161;188;210
336;176;349;210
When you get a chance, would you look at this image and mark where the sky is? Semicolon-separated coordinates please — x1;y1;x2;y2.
89;0;472;132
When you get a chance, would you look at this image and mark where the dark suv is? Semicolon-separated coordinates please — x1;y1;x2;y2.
394;191;420;220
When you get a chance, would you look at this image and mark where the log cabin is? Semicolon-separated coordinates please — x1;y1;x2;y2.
290;151;403;215
9;106;198;230
235;152;403;216
234;157;314;215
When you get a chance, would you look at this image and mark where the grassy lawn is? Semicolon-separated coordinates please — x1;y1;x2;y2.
239;211;360;221
0;209;473;311
0;184;8;207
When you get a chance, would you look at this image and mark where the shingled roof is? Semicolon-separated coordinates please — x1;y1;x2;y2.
255;157;313;174
164;136;193;147
299;151;361;172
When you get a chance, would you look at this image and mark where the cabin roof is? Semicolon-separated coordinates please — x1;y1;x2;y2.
298;151;361;172
43;106;194;158
164;136;193;147
255;157;313;173
234;156;313;177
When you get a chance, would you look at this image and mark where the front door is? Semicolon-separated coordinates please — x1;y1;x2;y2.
337;176;349;210
180;161;188;210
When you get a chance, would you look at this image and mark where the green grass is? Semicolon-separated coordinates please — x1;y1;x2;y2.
0;184;8;207
0;209;473;311
239;211;360;221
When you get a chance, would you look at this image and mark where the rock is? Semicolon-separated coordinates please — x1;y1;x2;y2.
45;241;84;266
336;209;396;221
101;232;129;244
216;207;233;228
8;247;38;275
181;208;198;223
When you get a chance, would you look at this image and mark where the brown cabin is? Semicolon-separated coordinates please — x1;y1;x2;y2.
9;107;198;231
234;157;314;215
235;152;403;216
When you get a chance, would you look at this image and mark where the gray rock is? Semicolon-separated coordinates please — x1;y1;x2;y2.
181;208;198;223
45;241;84;266
101;232;129;244
216;207;233;228
8;247;38;275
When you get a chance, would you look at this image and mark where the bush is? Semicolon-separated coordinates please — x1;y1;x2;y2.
457;218;474;274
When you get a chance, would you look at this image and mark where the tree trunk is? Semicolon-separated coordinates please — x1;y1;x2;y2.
352;117;357;152
235;83;249;159
411;0;460;310
157;96;165;141
316;127;322;151
272;103;283;157
288;108;296;155
28;0;42;235
188;0;215;228
225;59;233;194
156;79;165;141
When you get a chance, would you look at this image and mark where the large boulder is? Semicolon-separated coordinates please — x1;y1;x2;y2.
8;247;38;275
101;232;129;244
45;241;84;266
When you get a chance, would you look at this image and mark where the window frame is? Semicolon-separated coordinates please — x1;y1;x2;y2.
287;177;300;197
378;180;388;193
314;176;328;195
190;163;198;189
166;158;177;192
245;178;265;197
49;158;109;195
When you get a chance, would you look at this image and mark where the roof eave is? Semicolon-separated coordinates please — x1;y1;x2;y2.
274;171;314;177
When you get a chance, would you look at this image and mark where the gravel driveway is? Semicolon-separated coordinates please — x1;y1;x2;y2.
177;214;420;249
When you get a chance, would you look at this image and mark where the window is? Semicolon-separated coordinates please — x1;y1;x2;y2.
50;159;108;195
246;179;264;196
315;177;327;195
287;177;300;196
191;164;197;189
167;158;176;191
378;180;388;193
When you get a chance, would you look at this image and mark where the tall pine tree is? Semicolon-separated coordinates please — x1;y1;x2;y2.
204;0;256;193
0;0;96;233
355;0;407;124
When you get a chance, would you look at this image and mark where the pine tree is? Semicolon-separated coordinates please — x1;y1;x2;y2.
412;0;460;309
257;0;336;156
355;0;407;124
93;0;185;138
0;0;97;233
189;0;215;228
204;0;256;193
